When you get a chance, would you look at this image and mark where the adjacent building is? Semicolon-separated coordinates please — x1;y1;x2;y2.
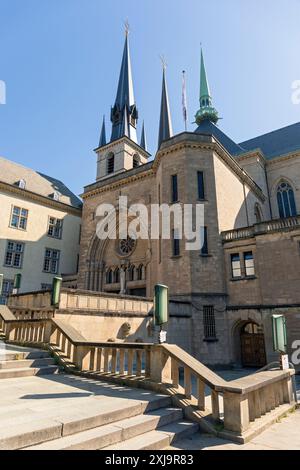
0;156;82;303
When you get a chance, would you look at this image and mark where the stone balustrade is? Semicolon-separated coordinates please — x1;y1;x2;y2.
0;307;296;443
7;288;153;319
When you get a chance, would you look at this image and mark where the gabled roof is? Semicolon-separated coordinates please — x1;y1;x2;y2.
239;122;300;159
0;156;82;209
195;120;244;155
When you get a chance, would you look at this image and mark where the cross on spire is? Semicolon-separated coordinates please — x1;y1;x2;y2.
124;19;130;36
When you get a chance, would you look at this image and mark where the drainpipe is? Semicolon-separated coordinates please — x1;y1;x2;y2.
263;161;273;219
243;182;250;226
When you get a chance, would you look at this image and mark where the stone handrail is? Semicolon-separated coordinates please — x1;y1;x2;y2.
0;311;296;442
159;343;296;437
222;215;300;243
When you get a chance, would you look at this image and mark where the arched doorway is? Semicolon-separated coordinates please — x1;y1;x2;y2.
241;322;266;368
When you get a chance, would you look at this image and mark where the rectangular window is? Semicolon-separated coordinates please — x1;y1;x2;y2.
172;229;180;257
0;279;14;305
244;251;255;277
4;241;24;268
203;306;216;339
200;227;208;255
171;175;178;203
231;253;241;278
43;248;60;274
10;206;28;230
197;171;205;200
48;217;63;239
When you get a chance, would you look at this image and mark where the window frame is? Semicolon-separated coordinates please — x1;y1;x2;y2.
9;205;29;231
43;248;60;274
47;216;63;239
171;174;178;203
107;153;115;175
231;253;242;279
197;171;205;200
203;305;217;341
244;251;255;277
172;228;180;257
277;181;297;218
4;240;25;269
0;279;14;305
200;226;209;256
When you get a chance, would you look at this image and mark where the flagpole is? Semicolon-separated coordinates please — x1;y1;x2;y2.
182;70;188;131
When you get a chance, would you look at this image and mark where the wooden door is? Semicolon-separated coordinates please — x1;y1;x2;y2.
241;333;266;367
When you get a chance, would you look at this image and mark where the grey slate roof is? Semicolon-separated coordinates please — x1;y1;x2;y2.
0;156;82;209
195;120;244;155
239;122;300;159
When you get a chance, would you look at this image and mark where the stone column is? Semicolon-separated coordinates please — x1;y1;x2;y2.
223;391;250;434
120;267;126;295
149;345;172;384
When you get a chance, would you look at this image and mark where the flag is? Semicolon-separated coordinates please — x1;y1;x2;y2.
182;70;188;130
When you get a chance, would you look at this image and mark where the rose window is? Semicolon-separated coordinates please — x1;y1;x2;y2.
119;237;136;256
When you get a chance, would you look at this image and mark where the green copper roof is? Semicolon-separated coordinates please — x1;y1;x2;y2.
195;48;219;125
200;49;210;99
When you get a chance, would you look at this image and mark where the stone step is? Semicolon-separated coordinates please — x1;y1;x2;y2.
0;365;59;379
0;358;55;370
24;408;184;450
0;392;173;449
0;350;50;361
104;421;200;450
0;418;63;450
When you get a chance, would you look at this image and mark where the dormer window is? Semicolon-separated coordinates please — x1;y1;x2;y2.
53;191;61;201
18;179;26;189
107;153;115;175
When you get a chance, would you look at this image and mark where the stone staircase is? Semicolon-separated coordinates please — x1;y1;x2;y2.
24;403;198;451
0;343;199;450
0;344;59;379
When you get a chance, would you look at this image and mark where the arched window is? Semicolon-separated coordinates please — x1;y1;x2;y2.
137;265;143;281
277;181;297;218
133;154;140;168
114;268;120;284
106;269;113;284
107;153;115;175
254;203;263;223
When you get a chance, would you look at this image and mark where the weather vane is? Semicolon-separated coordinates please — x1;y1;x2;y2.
159;55;167;70
124;19;130;36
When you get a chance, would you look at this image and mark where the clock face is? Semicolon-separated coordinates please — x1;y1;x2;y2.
118;236;136;257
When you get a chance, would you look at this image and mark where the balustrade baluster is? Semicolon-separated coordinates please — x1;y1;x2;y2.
171;359;179;388
197;378;205;411
127;349;134;376
184;367;192;399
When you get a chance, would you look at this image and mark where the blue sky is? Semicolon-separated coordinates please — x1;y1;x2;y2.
1;0;300;196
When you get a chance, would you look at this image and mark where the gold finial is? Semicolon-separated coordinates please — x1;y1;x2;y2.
124;19;130;36
159;55;167;71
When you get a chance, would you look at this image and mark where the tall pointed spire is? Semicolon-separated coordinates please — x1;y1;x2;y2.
140;121;147;151
195;48;218;126
158;62;173;148
110;25;138;143
99;116;107;147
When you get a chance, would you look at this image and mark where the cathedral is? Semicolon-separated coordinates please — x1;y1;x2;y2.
77;30;300;368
